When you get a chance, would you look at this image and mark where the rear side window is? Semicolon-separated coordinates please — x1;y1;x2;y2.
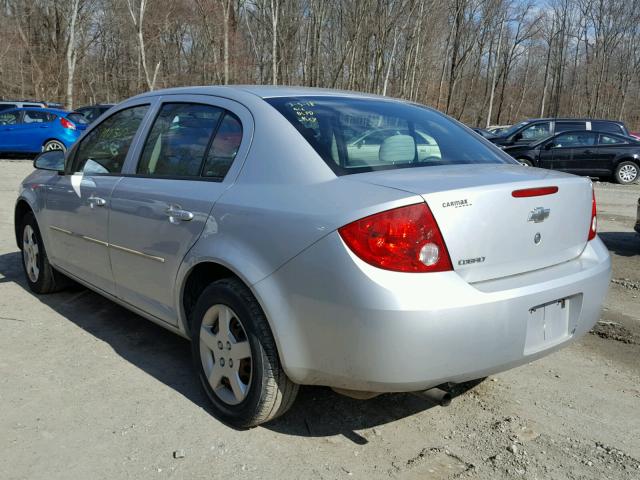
23;110;55;123
137;103;223;177
592;121;624;134
555;122;585;133
202;113;243;179
267;96;509;175
599;134;626;145
73;105;148;174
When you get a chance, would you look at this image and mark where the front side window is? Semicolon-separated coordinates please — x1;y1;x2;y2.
137;103;223;177
0;111;19;125
520;122;551;140
267;96;509;175
73;105;148;174
552;132;596;148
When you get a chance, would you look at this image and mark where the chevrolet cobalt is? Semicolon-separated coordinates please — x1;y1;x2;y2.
15;87;611;427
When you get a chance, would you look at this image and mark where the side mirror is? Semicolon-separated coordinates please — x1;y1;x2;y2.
33;150;65;173
544;142;555;150
513;133;523;142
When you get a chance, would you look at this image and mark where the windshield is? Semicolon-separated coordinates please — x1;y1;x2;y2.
266;96;511;175
498;121;529;138
67;113;90;125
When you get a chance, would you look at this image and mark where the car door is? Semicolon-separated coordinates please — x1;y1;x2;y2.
549;132;597;173
0;110;22;151
108;96;251;325
13;110;56;152
42;103;151;294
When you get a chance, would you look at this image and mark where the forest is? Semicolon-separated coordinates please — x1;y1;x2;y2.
1;0;639;128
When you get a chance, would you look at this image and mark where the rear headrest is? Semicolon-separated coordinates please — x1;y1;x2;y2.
379;134;415;164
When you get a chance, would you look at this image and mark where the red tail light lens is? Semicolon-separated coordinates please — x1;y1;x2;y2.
60;117;76;130
338;203;452;272
588;189;597;241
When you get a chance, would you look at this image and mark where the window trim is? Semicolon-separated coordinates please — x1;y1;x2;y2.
129;100;244;183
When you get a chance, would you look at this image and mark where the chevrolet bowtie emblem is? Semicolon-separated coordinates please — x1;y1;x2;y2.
528;207;550;223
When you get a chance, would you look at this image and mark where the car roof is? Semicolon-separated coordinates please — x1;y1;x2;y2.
0;107;68;115
130;85;388;102
524;117;625;124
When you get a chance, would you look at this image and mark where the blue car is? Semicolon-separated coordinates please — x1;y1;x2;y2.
0;107;88;154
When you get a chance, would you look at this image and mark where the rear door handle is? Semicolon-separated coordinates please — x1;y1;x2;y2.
88;195;106;208
165;205;194;224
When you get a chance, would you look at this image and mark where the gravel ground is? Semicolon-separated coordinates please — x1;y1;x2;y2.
1;160;639;480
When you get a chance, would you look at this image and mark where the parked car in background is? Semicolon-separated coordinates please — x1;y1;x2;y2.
490;118;630;148
0;100;46;112
629;131;640;141
15;86;610;427
472;127;497;139
74;104;114;123
0;107;88;154
635;197;640;235
504;130;640;184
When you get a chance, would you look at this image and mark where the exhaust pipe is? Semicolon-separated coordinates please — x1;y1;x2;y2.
413;387;452;407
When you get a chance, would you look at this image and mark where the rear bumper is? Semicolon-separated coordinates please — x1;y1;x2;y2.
254;234;611;392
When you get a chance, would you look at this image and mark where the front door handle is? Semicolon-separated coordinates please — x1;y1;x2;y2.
583;150;592;155
165;205;194;224
88;195;106;208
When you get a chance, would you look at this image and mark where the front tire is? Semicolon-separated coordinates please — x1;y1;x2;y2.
20;212;65;293
614;161;639;184
191;278;298;427
517;158;533;167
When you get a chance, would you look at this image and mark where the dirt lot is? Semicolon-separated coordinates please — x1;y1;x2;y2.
1;159;639;480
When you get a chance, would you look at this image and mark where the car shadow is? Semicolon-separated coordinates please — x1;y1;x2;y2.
599;231;639;257
0;250;480;442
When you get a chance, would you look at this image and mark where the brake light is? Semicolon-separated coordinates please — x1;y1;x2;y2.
588;190;597;241
512;186;558;197
60;117;76;130
338;203;452;272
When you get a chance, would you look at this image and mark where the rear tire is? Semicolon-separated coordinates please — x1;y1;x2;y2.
190;278;298;428
20;212;66;294
43;140;65;152
614;161;639;184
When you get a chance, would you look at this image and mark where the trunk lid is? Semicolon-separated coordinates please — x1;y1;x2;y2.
346;164;593;283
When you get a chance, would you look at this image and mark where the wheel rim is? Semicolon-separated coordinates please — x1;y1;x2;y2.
199;304;252;405
22;225;40;283
619;164;637;183
44;141;63;151
519;160;531;167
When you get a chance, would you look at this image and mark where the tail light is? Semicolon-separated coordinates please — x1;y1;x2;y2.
588;189;597;241
60;117;76;130
338;203;452;272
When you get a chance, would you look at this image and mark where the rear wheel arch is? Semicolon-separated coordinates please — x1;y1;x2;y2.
14;199;34;249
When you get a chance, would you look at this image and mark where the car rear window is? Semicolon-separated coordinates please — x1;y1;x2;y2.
266;96;511;175
67;113;89;125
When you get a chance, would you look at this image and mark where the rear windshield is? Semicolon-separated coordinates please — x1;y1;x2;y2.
67;113;90;125
266;96;511;175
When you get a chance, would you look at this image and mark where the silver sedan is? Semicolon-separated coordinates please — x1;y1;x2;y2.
14;87;611;427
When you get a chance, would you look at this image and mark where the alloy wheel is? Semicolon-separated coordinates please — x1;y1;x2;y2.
44;141;64;151
199;304;252;405
22;225;40;283
619;164;638;183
